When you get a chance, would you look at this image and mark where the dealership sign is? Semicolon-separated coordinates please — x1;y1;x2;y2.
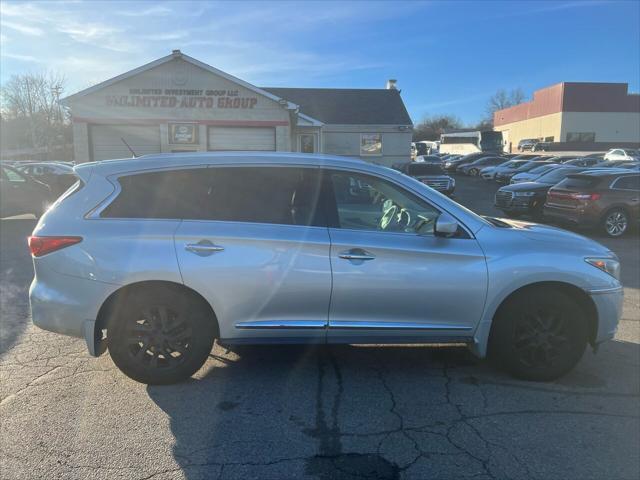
106;88;258;109
169;123;198;144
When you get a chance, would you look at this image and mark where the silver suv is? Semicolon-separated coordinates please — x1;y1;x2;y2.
29;152;623;384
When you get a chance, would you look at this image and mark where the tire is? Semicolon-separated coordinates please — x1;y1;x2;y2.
602;208;629;237
469;168;478;176
488;288;588;381
107;285;217;384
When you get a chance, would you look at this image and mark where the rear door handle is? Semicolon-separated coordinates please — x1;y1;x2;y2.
338;248;376;261
185;241;224;257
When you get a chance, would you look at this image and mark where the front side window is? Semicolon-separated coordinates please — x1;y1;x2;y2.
360;134;382;156
329;171;440;235
102;166;324;226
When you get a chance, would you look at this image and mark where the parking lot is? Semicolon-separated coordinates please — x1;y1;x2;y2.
0;175;638;480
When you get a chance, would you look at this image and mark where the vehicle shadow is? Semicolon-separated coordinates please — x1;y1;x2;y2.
0;218;37;357
146;340;640;479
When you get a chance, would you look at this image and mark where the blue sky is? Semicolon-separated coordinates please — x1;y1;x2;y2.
1;0;638;124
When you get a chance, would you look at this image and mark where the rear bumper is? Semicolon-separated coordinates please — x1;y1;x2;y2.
29;271;116;354
587;286;624;344
543;205;598;228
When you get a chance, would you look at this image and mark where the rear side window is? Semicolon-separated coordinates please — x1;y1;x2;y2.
613;175;640;191
102;166;324;226
556;176;598;190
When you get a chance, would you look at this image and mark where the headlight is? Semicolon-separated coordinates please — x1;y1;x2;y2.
585;257;620;280
513;191;536;197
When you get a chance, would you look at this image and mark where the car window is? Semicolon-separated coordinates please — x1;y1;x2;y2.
329;170;440;235
613;175;640;191
3;167;26;183
102;166;324;226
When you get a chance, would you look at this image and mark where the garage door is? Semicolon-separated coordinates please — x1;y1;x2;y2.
91;125;161;161
208;126;275;151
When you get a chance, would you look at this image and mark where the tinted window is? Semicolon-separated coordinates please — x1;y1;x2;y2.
557;176;598;189
613;175;640;191
329;171;440;235
537;167;581;183
3;167;26;182
103;166;324;226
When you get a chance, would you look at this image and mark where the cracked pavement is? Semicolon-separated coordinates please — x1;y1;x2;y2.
1;175;639;479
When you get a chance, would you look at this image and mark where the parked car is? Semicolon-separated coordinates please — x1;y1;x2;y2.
495;160;554;184
517;139;539;151
510;163;562;184
443;152;496;172
0;165;53;218
495;166;589;220
458;156;507;176
414;155;443;164
28;152;623;384
394;162;455;195
531;141;551;152
592;159;640;169
545;170;640;237
604;148;639;162
563;157;602;168
480;159;531;180
16;162;78;197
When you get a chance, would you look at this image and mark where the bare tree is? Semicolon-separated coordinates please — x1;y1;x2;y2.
0;72;69;155
484;88;526;127
413;114;462;141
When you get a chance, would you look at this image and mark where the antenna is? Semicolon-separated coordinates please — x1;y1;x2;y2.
121;138;138;158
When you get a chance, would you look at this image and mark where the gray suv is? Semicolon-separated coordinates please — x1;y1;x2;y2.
29;152;623;384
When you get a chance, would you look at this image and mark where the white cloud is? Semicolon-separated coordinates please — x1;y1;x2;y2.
117;5;173;16
141;30;189;41
1;20;44;36
1;52;40;62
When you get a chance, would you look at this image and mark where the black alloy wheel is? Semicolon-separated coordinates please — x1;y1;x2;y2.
108;286;216;384
489;288;588;381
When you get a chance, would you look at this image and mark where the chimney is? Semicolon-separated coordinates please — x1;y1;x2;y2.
386;79;397;90
172;49;182;57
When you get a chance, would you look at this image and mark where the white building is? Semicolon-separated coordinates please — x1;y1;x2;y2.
62;50;413;166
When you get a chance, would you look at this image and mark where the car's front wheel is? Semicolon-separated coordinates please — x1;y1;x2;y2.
602;208;629;237
107;286;216;384
489;288;588;381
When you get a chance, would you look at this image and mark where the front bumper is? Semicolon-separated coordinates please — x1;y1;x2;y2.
588;286;624;344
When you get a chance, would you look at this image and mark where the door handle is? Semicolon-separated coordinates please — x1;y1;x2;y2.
185;241;224;257
338;249;376;261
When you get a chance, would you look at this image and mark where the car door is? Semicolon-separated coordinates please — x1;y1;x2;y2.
174;165;332;343
324;168;488;343
611;174;640;220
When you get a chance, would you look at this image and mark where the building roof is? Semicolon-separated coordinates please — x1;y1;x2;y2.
262;87;413;126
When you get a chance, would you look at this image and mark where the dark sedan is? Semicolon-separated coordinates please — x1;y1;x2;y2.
0;165;53;218
494;160;554;184
458;156;507;176
495;166;589;220
443;152;499;172
16;162;77;197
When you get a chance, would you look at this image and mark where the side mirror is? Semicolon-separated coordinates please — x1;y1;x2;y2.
434;213;459;238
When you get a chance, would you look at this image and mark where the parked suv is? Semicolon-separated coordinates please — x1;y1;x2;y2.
518;139;539;151
393;162;455;195
545;171;640;237
29;153;622;384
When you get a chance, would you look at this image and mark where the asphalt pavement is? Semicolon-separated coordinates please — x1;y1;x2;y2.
1;175;638;480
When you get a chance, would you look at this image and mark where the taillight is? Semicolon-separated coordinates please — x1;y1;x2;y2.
571;193;601;201
28;236;82;257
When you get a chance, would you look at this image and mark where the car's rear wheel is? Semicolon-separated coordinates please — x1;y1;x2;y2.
489;288;588;381
107;286;216;384
602;208;629;237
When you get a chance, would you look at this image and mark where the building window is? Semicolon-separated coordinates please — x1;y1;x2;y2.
360;133;383;156
566;132;595;143
299;133;316;153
